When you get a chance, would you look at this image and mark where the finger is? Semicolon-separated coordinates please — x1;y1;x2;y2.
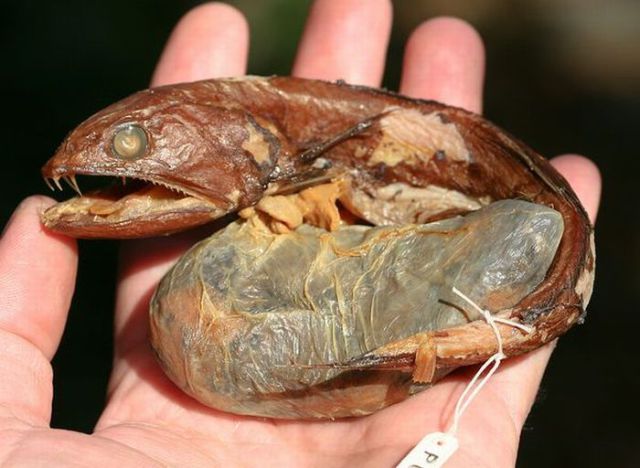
0;196;77;424
151;2;249;86
400;17;485;113
485;341;555;430
292;0;393;86
115;3;249;356
0;196;77;359
476;153;601;428
551;154;601;223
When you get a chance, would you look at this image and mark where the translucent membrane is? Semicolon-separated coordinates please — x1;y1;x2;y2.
150;199;564;418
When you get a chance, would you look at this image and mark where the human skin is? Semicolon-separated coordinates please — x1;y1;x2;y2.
0;1;601;466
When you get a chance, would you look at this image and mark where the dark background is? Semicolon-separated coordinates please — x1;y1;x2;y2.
2;1;638;466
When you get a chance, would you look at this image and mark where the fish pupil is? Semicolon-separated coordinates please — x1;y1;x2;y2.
112;124;147;159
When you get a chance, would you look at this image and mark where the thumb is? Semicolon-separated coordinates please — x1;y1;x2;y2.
0;196;77;425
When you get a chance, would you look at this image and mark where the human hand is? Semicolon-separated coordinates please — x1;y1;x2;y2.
0;1;601;466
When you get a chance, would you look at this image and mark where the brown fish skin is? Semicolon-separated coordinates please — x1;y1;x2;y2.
41;76;595;418
41;75;594;320
41;77;588;234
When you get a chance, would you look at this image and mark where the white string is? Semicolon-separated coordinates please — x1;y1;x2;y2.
396;287;534;468
447;287;533;436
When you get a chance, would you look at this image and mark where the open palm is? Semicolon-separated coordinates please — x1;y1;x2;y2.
0;1;600;466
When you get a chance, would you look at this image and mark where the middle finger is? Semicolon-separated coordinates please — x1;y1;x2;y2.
292;0;392;86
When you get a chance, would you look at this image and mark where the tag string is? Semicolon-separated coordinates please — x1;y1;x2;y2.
396;287;533;468
447;287;533;436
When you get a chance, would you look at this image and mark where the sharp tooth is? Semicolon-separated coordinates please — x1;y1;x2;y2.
53;177;63;191
121;176;127;186
67;175;82;196
44;178;55;191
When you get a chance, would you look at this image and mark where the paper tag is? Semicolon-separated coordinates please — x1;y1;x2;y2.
396;432;459;468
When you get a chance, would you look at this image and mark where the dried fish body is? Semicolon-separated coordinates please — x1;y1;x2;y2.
40;76;594;418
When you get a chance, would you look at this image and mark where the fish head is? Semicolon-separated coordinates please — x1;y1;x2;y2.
41;83;280;238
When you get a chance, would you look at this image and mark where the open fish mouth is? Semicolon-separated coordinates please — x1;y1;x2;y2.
41;171;224;238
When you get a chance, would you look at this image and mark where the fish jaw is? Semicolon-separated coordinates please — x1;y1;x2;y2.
41;150;227;239
40;168;227;239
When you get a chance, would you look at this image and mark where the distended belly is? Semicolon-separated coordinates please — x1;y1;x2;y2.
150;199;563;417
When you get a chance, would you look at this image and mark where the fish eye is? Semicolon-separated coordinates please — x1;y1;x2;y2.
111;124;147;159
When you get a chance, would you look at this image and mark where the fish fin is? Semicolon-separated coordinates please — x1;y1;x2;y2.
411;336;437;383
282;332;437;382
270;170;339;196
270;111;394;195
298;110;394;163
335;336;436;383
313;335;436;383
281;352;414;372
